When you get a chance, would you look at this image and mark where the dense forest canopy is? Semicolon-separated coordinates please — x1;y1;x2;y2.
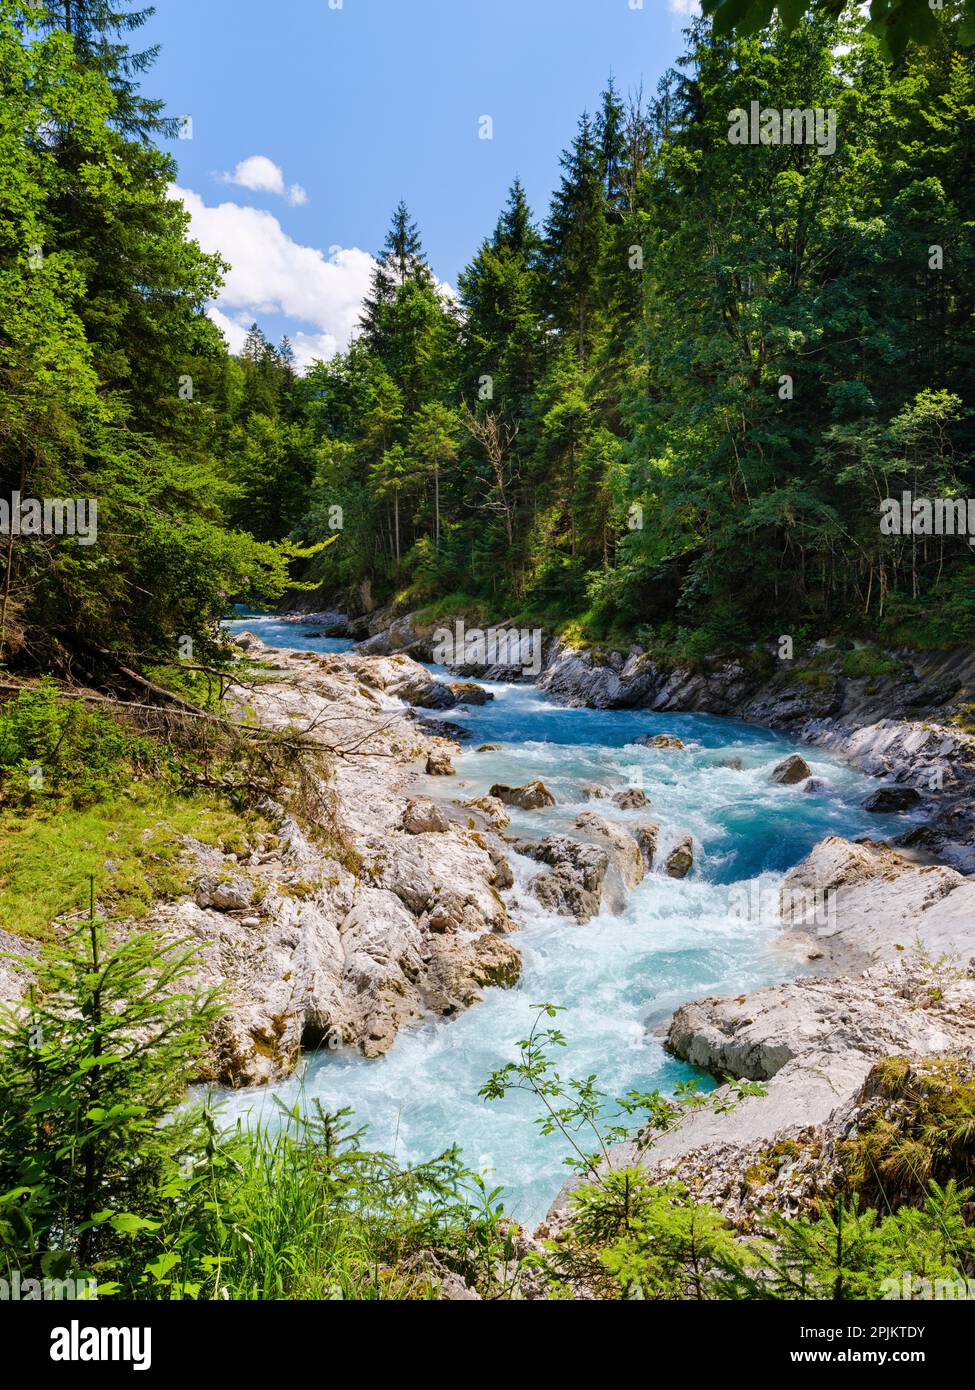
1;0;974;679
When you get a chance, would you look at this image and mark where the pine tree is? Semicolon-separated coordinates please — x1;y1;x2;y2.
35;1;176;136
541;113;609;365
596;77;628;212
360;201;434;343
459;181;544;413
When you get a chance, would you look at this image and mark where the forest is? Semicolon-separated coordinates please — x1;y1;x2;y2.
1;2;973;681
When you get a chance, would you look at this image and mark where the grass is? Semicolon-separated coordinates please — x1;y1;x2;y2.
0;785;268;942
410;593;493;627
840;647;902;680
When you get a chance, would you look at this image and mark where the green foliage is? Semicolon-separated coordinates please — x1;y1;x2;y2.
262;8;975;658
0;900;223;1288
840;647;902;678
0;905;515;1300
701;0;975;62
0;1;296;673
0;681;163;807
839;1057;975;1205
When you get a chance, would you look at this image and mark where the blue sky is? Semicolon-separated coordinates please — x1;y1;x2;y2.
145;0;698;367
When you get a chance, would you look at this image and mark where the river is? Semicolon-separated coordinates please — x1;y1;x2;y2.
220;612;910;1224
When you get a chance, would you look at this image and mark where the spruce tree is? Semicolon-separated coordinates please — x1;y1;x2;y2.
35;0;176;136
541;113;609;365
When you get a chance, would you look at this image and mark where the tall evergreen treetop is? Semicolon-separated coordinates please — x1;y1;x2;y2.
492;177;540;258
360;200;435;342
34;0;175;136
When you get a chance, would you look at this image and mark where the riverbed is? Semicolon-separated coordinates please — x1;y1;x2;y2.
220;613;913;1224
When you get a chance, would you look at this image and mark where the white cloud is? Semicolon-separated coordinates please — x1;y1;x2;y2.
219;154;307;207
206;305;251;355
172;185;376;367
290;331;342;372
669;0;702;15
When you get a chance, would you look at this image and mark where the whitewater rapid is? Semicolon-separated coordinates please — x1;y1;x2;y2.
220;614;909;1224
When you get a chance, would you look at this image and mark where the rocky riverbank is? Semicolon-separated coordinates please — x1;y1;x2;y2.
170;637;533;1085
343;605;975;871
338;604;975;1234
543;833;975;1234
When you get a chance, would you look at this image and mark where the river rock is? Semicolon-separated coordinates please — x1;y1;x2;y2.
393;675;457;710
770;754;812;785
579;783;610;800
193;874;255;912
574;811;645;890
664;835;694;879
634;823;660;870
537;639;658;709
425;933;522;1010
780;835;975;967
490;780;556;810
461;795;510;830
90;636;528;1085
524;836;610;922
634;733;685;750
426;751;456;776
862;785;923;813
450;683;493;705
476;743;501;752
402;798;450;834
612;788;649;809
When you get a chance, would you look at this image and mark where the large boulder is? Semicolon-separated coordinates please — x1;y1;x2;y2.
449;683;493;706
392;674;457;710
634;823;660;870
426;751;456;776
612;788;649;810
634;733;685;750
490;780;556;810
461;795;510;830
522;836;610;922
537;639;658;709
574;811;645;891
402;798;450;835
664;835;694;879
425;933;522;1011
862;785;923;813
770;753;812;785
780;835;975;967
193;874;255;912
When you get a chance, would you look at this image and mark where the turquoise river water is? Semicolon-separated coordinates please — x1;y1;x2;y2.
220;613;914;1224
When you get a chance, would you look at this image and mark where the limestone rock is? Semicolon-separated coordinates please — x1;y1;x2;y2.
490;780;556;810
393;675;457;710
402;798;450;835
634;733;685;750
193;874;255;912
863;785;923;813
449;682;493;705
426;751;456;776
462;795;510;830
612;788;649;809
574;811;645;890
771;754;812;785
634;823;660;870
664;835;694;879
524;836;610;922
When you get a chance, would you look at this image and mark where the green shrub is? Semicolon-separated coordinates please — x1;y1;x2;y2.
840;647;901;680
0;682;164;808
